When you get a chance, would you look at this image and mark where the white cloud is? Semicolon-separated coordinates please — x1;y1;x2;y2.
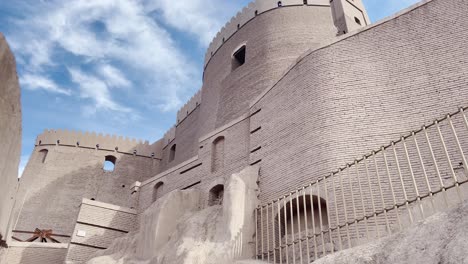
7;0;210;112
68;67;131;113
98;64;131;88
20;74;71;95
142;0;240;45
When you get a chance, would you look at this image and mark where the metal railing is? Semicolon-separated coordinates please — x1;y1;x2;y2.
255;107;468;263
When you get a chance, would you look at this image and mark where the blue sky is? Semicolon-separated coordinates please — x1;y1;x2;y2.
0;0;420;176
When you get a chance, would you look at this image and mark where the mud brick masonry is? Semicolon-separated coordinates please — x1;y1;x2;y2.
1;0;468;263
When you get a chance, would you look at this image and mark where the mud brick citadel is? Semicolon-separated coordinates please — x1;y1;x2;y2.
1;0;468;263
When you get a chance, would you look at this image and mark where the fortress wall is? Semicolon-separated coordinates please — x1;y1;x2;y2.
138;156;203;212
251;0;468;204
138;118;250;212
176;90;201;125
0;33;21;242
199;5;337;142
204;0;330;67
11;145;156;240
161;126;175;148
159;107;201;172
66;199;137;263
36;129;159;157
4;243;68;264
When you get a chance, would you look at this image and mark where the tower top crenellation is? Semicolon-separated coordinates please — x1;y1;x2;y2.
203;0;330;68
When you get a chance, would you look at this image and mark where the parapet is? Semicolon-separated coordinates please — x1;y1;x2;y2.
36;129;159;158
203;0;330;67
162;126;176;148
176;90;201;125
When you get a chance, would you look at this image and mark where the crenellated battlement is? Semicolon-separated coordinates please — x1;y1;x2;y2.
203;0;330;67
35;129;160;158
162;126;176;148
176;90;201;125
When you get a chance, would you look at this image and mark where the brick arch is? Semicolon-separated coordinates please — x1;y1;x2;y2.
277;195;329;238
211;136;225;173
38;149;48;163
208;184;225;206
152;181;164;203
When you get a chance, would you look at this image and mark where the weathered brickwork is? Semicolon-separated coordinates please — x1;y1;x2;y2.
65;199;137;263
250;0;468;203
4;243;68;264
11;144;155;241
7;0;468;262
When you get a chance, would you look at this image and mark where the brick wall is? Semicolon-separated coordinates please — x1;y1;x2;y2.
4;242;68;264
250;0;468;204
11;145;154;241
65;199;137;263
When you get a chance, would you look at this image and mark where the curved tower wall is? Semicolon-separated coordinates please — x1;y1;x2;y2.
201;2;337;133
157;1;353;172
0;33;21;244
249;0;468;203
11;130;159;241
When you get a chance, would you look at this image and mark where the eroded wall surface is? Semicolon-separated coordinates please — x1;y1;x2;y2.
0;33;21;243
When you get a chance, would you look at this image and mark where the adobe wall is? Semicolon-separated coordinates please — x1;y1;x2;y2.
158;3;342;172
10;131;158;241
3;243;68;264
200;3;338;137
0;33;21;243
250;0;468;203
138;117;251;213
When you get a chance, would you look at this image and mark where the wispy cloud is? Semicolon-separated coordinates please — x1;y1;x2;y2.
142;0;240;45
98;64;131;89
20;74;71;95
68;67;131;113
5;0;219;113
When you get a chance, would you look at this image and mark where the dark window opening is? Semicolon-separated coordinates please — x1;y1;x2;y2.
354;17;361;25
169;144;176;162
254;10;258;16
208;184;224;206
278;1;282;7
303;0;308;4
39;149;48;163
232;45;246;71
211;136;225;173
153;182;164;202
104;155;117;172
237;24;240;29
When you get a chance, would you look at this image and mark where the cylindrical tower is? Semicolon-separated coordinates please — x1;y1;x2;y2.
199;0;347;135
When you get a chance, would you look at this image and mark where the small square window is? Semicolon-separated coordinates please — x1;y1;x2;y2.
232;45;246;71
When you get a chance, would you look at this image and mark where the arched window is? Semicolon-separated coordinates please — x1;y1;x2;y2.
169;144;176;162
153;182;164;202
277;1;283;7
208;184;224;206
278;195;328;238
38;149;48;163
103;155;117;172
211;136;225;173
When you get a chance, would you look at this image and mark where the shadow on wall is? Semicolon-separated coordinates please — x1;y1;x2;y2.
8;144;157;264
